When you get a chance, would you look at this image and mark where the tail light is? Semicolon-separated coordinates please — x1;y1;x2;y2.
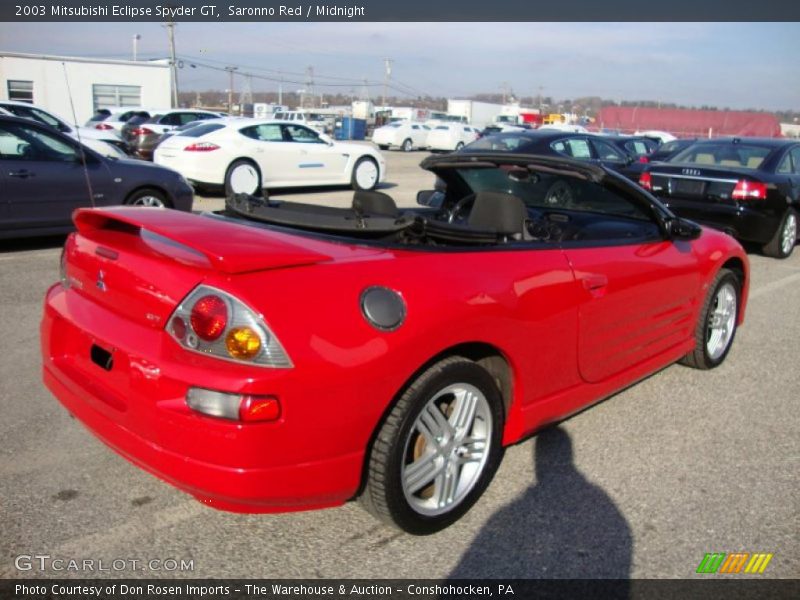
186;388;281;422
190;295;228;341
638;156;649;163
731;180;767;200
95;123;114;130
639;172;652;191
184;142;220;152
167;285;291;368
130;127;154;136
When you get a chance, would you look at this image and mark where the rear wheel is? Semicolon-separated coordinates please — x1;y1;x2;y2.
680;268;740;369
361;357;505;535
351;157;379;191
401;138;413;152
762;208;797;258
125;188;171;208
224;160;262;198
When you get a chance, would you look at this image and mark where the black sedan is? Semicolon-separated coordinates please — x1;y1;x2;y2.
639;137;799;258
462;130;645;181
0;116;194;239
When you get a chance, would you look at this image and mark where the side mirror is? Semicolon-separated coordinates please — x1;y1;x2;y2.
318;133;334;146
417;190;445;208
667;217;702;241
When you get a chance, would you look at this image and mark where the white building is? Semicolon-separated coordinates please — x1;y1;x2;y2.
0;52;172;125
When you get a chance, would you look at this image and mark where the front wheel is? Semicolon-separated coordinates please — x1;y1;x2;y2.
125;188;171;208
361;357;505;534
224;160;262;198
351;157;379;191
454;142;464;152
680;268;740;369
762;208;797;258
401;138;413;152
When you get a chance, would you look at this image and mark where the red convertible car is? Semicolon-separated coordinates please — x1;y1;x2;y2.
42;154;749;534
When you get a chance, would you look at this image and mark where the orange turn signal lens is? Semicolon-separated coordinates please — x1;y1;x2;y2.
225;327;262;360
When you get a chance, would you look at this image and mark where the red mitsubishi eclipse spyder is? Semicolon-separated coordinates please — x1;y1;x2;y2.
42;154;749;534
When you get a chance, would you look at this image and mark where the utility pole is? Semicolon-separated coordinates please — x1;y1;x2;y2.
225;66;238;114
278;74;283;106
382;58;393;109
165;20;179;107
304;66;315;109
501;81;509;105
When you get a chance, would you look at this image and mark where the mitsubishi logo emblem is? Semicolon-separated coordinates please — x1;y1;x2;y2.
96;270;107;292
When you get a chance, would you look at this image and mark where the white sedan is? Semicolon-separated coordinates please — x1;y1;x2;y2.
153;118;386;195
426;124;480;152
371;121;430;151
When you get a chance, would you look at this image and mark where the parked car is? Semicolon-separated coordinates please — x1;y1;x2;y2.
153;118;386;195
156;118;225;146
462;130;645;180
86;107;157;134
635;130;678;145
639;137;800;258
620;137;698;181
0;100;129;156
371;121;431;151
0;115;193;238
603;135;659;160
43;151;748;534
427;124;480;152
122;109;224;160
274;110;332;134
648;138;698;162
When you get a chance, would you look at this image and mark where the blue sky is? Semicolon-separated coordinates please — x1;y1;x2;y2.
1;22;798;110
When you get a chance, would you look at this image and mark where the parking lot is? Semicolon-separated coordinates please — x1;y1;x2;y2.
1;148;798;579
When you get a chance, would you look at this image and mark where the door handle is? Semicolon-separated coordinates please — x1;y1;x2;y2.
582;274;609;298
9;170;35;179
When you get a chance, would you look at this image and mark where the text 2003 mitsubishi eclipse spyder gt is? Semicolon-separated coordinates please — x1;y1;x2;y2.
42;154;749;534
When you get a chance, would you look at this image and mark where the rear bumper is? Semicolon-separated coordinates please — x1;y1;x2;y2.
41;284;363;513
662;198;781;244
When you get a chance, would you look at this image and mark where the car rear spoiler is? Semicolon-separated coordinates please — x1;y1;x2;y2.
73;207;332;274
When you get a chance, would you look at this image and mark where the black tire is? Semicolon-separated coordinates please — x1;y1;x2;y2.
125;188;171;208
224;159;262;199
378;144;389;150
455;142;465;152
762;208;797;259
351;157;379;191
680;268;741;370
401;138;413;152
361;356;505;535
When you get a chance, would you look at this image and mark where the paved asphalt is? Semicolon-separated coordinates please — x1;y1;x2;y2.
1;149;798;580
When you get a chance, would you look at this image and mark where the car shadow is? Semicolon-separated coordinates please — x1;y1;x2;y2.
0;235;67;254
448;426;632;588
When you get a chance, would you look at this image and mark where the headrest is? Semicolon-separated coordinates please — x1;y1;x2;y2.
467;191;527;236
352;190;399;218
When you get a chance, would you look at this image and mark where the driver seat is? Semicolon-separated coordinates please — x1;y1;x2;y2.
468;191;527;239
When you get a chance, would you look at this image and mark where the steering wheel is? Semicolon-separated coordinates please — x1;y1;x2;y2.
446;194;476;224
543;180;575;208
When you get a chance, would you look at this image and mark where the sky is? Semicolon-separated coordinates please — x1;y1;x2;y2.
1;22;799;110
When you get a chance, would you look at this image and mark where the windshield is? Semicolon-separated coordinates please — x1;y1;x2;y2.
4;105;68;131
670;142;772;169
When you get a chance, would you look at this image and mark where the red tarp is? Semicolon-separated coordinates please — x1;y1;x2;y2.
597;107;781;138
